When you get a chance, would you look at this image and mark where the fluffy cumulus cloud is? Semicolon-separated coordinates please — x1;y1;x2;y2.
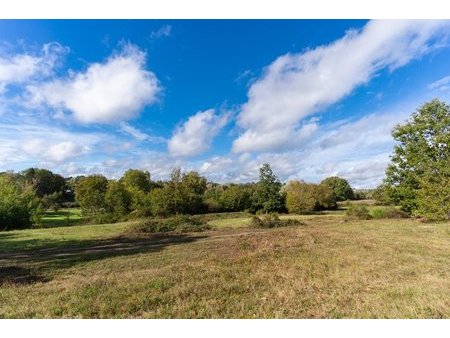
0;121;111;168
28;44;160;123
195;106;412;188
233;20;450;153
168;109;230;157
0;42;67;89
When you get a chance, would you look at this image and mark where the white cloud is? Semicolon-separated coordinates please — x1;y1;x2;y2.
28;44;161;124
233;20;449;153
21;139;87;163
119;122;149;141
0;122;102;167
168;109;230;157
119;122;167;143
151;25;172;39
0;42;67;87
428;75;450;91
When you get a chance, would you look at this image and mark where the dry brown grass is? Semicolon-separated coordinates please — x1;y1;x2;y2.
0;214;449;318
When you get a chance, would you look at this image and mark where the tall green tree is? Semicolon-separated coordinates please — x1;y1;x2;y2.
21;168;66;198
105;181;132;217
384;99;450;219
120;169;152;192
253;163;285;213
320;176;355;201
75;175;108;217
120;169;153;213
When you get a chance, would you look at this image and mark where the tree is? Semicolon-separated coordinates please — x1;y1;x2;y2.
21;168;66;198
284;181;336;214
0;176;41;231
75;175;108;217
253;163;285;213
372;184;393;205
321;176;355;201
285;181;317;214
105;181;132;217
120;169;153;214
219;184;252;212
384;99;449;219
41;192;63;211
180;171;207;214
120;169;152;192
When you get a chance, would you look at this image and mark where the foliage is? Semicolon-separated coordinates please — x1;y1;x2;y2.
120;169;152;192
345;204;371;220
252;163;285;213
320;176;355;201
284;181;336;214
75;175;108;217
384;99;450;218
41;192;63;211
250;213;302;228
372;184;394;206
370;206;409;219
21;168;66;198
0;176;42;231
415;168;450;221
132;215;211;234
219;184;253;212
105;181;132;218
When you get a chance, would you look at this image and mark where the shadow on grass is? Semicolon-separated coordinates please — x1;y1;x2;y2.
0;266;49;285
0;233;206;285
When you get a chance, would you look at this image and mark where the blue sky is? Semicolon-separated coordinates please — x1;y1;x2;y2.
0;19;449;187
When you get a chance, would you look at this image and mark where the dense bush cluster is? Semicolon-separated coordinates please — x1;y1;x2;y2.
284;181;337;214
0;174;44;230
131;215;211;234
345;204;372;220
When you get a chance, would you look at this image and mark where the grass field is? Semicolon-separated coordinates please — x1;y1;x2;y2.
0;210;449;318
41;208;83;227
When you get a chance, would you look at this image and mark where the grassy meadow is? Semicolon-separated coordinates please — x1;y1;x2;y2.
0;206;449;318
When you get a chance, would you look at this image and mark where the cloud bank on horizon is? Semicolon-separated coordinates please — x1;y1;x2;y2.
0;20;449;188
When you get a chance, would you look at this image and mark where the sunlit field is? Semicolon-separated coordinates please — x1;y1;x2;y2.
1;208;448;318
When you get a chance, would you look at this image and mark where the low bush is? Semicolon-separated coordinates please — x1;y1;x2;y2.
250;213;302;228
371;206;409;219
345;205;371;220
132;215;211;234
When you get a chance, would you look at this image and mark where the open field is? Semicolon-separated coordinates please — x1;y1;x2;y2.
41;209;83;228
0;211;449;318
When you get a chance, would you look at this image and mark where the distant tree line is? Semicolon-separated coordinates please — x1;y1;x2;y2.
0;163;356;230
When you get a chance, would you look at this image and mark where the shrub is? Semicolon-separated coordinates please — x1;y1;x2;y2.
284;181;336;214
0;176;41;231
345;204;371;220
250;213;302;228
371;206;409;219
132;215;211;234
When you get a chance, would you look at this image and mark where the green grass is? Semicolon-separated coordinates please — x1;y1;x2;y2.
0;212;449;318
0;222;130;252
208;217;252;228
41;208;83;227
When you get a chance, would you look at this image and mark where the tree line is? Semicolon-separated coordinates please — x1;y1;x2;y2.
1;99;448;230
0;163;355;230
